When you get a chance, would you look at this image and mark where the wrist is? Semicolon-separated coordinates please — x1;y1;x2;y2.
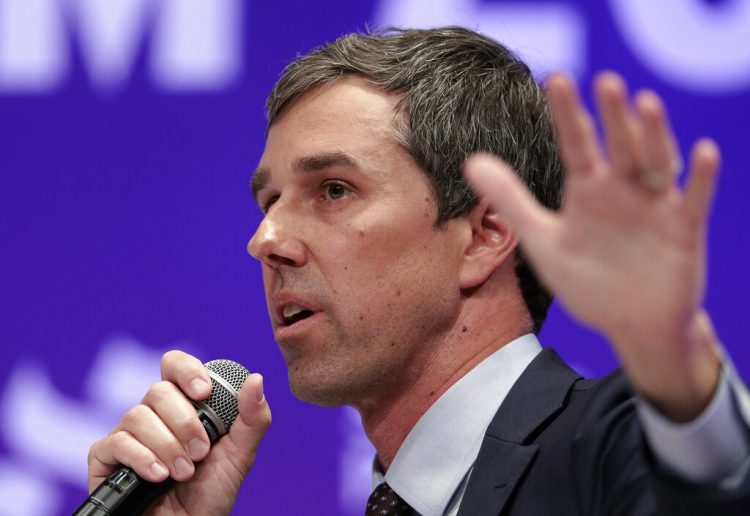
614;309;721;423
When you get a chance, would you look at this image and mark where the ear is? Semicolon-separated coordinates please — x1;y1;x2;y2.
459;198;519;290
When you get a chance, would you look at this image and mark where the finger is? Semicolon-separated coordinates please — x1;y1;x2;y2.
635;89;681;192
88;432;169;492
213;373;272;476
463;153;555;241
547;72;604;177
142;380;210;462
594;71;644;179
684;138;720;228
115;403;196;481
161;350;212;400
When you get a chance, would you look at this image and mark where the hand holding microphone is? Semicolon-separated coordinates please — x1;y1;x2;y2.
82;351;271;515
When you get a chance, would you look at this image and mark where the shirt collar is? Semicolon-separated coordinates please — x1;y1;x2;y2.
373;334;542;516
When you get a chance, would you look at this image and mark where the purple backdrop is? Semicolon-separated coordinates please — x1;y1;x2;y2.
1;1;749;514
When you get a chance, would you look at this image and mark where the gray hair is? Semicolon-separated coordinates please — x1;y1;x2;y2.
266;26;563;333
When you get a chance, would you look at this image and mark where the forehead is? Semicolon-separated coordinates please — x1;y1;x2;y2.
259;77;404;169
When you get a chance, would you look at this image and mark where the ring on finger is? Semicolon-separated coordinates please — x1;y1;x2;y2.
640;156;682;192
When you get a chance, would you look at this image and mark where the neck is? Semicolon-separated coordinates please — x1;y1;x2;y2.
355;286;531;471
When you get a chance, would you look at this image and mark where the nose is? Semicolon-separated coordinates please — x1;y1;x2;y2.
247;209;308;268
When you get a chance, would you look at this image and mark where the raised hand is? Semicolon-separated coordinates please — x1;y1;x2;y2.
86;350;272;515
464;72;721;422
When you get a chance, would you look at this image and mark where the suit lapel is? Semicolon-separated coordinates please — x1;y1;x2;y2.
456;349;581;516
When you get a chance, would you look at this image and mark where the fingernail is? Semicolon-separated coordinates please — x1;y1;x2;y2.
256;374;265;403
174;457;192;478
150;462;168;480
190;377;209;396
188;438;208;459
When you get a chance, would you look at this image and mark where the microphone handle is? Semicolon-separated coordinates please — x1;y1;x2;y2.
73;405;221;515
73;468;175;516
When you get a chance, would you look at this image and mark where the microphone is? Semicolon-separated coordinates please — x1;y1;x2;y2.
73;359;250;516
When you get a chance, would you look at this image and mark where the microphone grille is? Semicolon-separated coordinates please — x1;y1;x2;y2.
204;359;250;432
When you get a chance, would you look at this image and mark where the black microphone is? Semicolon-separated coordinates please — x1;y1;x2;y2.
73;359;250;516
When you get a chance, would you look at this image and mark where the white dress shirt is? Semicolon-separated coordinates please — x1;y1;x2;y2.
372;334;750;516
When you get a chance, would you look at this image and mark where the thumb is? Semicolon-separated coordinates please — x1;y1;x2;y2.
209;373;272;477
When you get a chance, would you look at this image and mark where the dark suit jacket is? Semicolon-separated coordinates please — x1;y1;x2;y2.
456;349;750;515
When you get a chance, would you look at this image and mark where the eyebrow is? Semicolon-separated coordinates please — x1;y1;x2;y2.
251;151;360;202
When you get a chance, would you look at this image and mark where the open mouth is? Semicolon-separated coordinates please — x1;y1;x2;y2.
282;303;315;326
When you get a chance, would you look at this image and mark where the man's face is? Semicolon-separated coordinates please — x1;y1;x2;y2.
248;77;467;407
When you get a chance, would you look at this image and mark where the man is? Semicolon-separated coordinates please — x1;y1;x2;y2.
87;27;750;514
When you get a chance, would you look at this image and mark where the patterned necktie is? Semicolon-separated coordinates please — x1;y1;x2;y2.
366;482;417;515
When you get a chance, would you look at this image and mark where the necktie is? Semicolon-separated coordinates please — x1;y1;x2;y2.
366;482;417;515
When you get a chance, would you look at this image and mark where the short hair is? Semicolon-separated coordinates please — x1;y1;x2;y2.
266;26;563;333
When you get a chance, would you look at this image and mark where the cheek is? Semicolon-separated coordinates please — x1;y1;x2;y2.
334;231;459;308
335;231;423;280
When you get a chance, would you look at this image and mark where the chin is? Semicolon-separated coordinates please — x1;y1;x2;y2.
288;377;350;407
286;363;373;408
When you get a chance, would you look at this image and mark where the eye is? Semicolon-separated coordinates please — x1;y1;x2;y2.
261;194;279;213
322;181;350;201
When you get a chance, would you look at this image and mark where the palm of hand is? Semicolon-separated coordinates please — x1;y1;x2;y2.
465;72;720;418
546;170;705;344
